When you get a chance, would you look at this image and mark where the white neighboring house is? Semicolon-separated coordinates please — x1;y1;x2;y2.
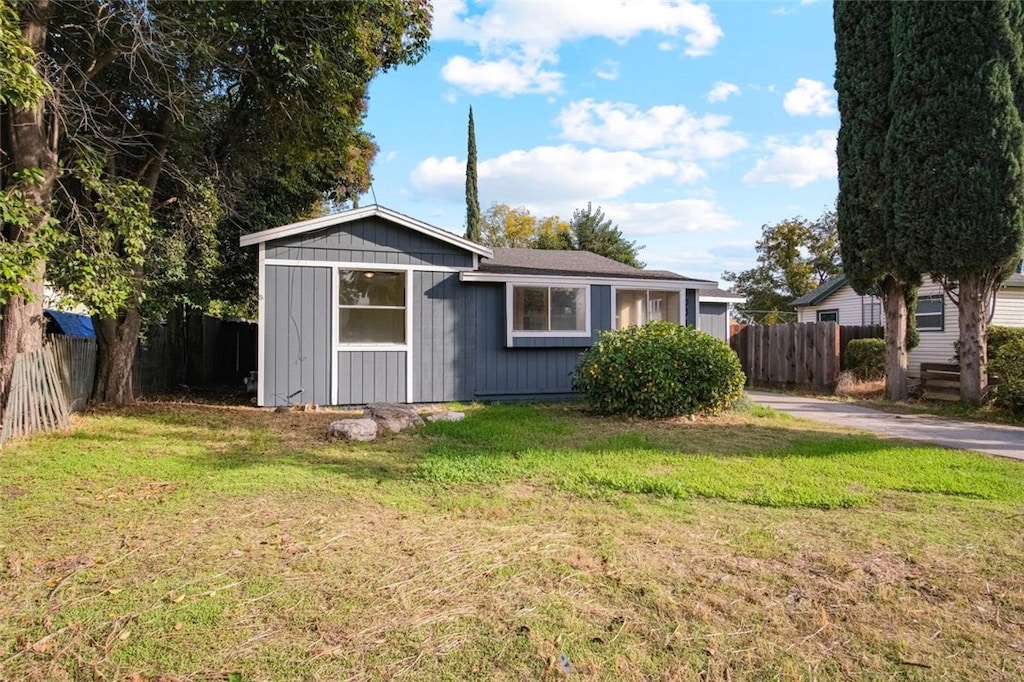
791;266;1024;377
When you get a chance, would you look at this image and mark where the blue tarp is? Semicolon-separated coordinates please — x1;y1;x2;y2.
45;309;95;338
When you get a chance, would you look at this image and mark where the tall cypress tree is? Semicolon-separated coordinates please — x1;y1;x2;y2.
888;1;1024;405
464;106;482;242
833;1;920;401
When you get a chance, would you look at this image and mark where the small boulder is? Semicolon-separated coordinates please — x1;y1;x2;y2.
364;403;424;433
426;411;465;423
328;418;378;442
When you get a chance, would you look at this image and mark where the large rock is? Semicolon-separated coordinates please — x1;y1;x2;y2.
327;418;378;442
426;411;465;423
363;403;424;433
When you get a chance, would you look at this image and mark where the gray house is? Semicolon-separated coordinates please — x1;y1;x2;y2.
241;204;729;407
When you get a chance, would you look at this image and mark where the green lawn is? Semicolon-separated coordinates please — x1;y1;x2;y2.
1;401;1022;681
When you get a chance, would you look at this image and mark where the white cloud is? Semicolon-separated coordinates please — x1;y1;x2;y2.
743;130;837;187
601;199;740;235
658;40;676;51
707;81;740;103
441;89;458;104
783;78;837;116
556;99;748;159
440;55;563;96
434;0;723;57
411;145;682;205
436;1;723;96
595;60;620;81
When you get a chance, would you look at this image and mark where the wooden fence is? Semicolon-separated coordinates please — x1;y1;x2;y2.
840;324;884;367
1;336;97;445
731;322;841;391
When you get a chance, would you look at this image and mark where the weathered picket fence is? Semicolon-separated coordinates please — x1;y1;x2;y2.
0;336;97;446
730;322;840;392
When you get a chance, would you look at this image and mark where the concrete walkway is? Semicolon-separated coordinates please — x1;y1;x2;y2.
747;391;1024;461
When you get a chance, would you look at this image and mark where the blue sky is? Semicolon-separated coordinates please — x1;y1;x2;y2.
361;0;838;285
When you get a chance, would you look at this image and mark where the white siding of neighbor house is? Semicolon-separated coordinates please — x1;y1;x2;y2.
793;281;1019;377
993;287;1024;326
796;286;876;326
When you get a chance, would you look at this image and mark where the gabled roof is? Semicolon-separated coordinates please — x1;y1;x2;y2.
477;247;714;283
791;275;849;307
238;204;494;258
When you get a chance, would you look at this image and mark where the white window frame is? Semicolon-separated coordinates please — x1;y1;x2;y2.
916;295;944;332
612;286;686;330
506;281;591;345
817;309;839;323
334;266;413;351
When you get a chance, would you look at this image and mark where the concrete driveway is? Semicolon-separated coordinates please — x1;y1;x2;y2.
747;391;1024;461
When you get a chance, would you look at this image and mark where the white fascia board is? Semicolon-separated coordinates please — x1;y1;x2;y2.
239;205;493;258
461;271;716;289
700;295;745;304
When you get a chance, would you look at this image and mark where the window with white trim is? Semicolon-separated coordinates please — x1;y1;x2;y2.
817;309;839;322
338;270;406;344
862;295;881;325
916;295;944;332
615;289;681;329
511;285;587;333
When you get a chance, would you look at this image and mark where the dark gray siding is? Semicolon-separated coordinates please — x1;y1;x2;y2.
471;283;611;398
699;302;729;341
265;216;474;268
413;272;475;402
336;351;407;404
264;265;332;406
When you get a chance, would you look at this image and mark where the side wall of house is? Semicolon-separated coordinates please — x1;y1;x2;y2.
699;302;729;341
795;286;870;325
992;287;1024;327
413;271;475;403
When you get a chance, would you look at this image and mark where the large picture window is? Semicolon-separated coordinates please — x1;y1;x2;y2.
916;295;944;332
338;270;406;344
615;289;680;329
512;285;587;333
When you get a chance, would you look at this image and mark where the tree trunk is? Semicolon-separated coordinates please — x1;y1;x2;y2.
92;308;143;407
880;276;909;401
957;272;989;407
0;0;57;411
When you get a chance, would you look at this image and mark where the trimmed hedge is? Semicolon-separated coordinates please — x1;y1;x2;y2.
988;325;1024;360
844;338;886;381
571;321;746;418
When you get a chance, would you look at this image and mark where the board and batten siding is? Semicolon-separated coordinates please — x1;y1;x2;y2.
263;265;333;406
471;284;613;398
413;271;475;402
264;215;474;269
699;302;729;341
335;351;407;404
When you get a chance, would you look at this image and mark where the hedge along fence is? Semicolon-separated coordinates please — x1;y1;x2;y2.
0;336;97;446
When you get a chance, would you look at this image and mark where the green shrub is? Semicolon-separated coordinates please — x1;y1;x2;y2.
988;326;1024;360
571;321;746;418
844;338;886;381
989;337;1024;417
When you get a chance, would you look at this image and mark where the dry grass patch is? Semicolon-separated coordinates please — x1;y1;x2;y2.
1;401;1022;680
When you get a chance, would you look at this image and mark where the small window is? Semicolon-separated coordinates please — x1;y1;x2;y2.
615;289;681;329
338;270;406;344
916;295;944;331
817;309;839;322
862;295;881;325
512;285;587;333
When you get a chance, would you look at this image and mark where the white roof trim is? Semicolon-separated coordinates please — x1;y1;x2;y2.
239;204;493;258
700;294;745;303
460;271;718;289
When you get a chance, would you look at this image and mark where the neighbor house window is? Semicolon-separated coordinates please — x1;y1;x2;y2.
338;270;406;344
862;295;881;325
615;289;681;329
511;285;587;333
817;309;839;322
916;295;944;331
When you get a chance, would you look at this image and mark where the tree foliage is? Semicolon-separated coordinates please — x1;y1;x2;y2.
464;106;481;242
481;201;645;266
722;208;841;323
887;1;1024;404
